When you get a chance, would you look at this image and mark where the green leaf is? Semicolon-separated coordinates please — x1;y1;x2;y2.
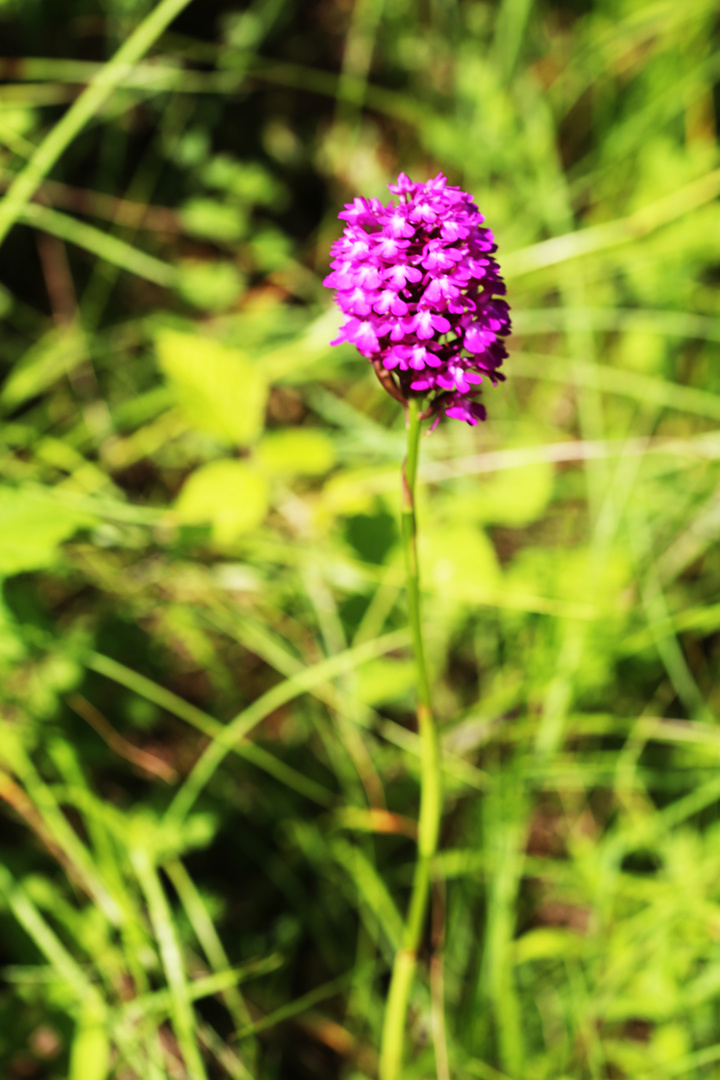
507;545;631;609
69;1010;110;1080
251;228;293;271
257;428;336;476
176;260;245;312
200;155;287;206
124;806;218;861
0;326;85;411
175;460;269;543
0;488;95;575
172;126;210;168
615;328;667;374
461;459;554;527
355;658;416;706
154;328;267;447
321;466;397;518
179;198;248;242
0;106;37;137
421;523;501;599
514;927;584;964
0;592;24;664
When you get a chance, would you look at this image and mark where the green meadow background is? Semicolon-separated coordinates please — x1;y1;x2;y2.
1;0;720;1077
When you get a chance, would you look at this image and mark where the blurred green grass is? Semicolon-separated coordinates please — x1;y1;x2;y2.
1;0;720;1077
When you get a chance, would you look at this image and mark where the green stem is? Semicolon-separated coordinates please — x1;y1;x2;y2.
20;203;178;286
380;397;443;1080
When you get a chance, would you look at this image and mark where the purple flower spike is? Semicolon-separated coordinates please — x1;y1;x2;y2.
325;172;511;425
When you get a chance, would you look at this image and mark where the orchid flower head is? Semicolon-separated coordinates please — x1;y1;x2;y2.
325;173;511;426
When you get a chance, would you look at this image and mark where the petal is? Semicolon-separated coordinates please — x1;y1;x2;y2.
330;317;359;346
382;348;403;370
414;312;435;339
464;325;495;352
353;321;380;354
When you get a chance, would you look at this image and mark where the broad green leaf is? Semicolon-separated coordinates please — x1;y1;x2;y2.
344;509;398;564
172;126;210;168
155;328;267;447
615;328;667;374
320;466;397;519
514;927;584;964
0;106;37;137
200;155;286;206
355;658;416;706
179;198;247;242
421;523;501;598
650;1024;691;1067
257;428;336;476
456;458;554;527
507;545;631;609
0;489;95;575
175;460;269;543
251;228;293;271
176;260;245;312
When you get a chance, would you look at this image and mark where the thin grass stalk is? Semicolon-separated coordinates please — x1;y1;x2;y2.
0;0;196;250
131;850;209;1080
379;397;443;1080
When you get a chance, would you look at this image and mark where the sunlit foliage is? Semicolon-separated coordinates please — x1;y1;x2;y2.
1;1;720;1078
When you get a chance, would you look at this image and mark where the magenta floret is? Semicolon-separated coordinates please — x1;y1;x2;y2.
325;172;511;426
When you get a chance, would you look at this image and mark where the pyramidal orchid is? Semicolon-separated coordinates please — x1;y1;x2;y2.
326;174;511;1080
325;172;511;427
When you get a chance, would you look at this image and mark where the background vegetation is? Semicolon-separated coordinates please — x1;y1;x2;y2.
1;0;720;1077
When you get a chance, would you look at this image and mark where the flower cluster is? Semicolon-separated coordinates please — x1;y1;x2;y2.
325;172;511;425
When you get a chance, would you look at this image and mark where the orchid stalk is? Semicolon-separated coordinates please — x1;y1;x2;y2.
325;172;511;1078
379;393;443;1080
